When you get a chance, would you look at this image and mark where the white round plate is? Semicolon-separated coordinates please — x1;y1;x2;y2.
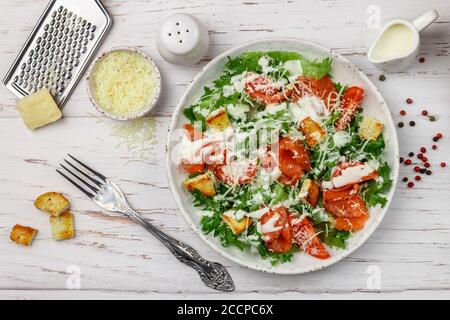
166;38;399;274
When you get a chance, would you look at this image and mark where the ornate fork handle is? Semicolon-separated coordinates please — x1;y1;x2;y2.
119;203;234;292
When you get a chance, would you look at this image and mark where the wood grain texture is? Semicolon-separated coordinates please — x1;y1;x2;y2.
0;0;449;300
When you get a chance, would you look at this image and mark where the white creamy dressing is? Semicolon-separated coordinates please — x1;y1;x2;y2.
283;60;303;77
333;131;352;148
226;103;249;121
325;163;376;189
371;23;416;61
260;213;282;234
224;209;246;221
288;95;328;124
265;102;287;115
247;206;270;220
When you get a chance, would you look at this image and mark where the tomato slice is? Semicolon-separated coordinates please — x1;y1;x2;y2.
260;207;293;254
323;184;360;203
245;75;292;104
324;194;368;218
333;212;368;231
292;217;330;259
181;160;205;174
292;75;338;110
277;137;311;186
183;124;203;141
335;86;365;130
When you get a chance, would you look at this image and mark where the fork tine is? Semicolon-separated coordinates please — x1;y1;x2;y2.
60;164;100;194
56;169;94;199
64;159;104;187
68;154;107;182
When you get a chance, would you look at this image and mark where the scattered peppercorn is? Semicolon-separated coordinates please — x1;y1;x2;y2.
422;110;428;116
400;157;404;163
426;170;432;175
429;115;436;122
409;121;416;127
422;156;428;162
420;168;426;174
400;110;406;116
415;176;421;181
398;122;404;128
407;182;414;188
406;98;413;104
402;177;408;182
424;162;430;168
432;145;437;150
418;153;423;159
414;166;420;172
379;74;386;81
433;136;438;142
419;57;425;63
420;147;426;153
408;152;414;157
404;159;412;165
437;133;443;139
441;162;447;168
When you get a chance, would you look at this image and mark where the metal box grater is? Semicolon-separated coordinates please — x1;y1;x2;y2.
2;0;112;107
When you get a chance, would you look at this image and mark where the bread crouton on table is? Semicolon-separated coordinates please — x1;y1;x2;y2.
34;192;70;217
10;224;38;246
50;211;75;241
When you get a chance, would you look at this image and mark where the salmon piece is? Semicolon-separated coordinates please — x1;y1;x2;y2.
278;137;311;186
291;217;329;259
333;213;369;231
260;207;293;254
323;184;360;203
324;194;368;218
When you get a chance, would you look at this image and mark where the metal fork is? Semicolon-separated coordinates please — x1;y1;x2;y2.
57;154;234;292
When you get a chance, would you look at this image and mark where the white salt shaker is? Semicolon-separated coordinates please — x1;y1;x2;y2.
157;13;209;65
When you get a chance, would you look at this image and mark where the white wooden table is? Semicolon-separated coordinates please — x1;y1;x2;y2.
1;0;449;300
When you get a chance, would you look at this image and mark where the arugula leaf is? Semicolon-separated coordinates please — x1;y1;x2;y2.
319;226;352;249
363;162;392;207
301;57;332;79
364;134;386;158
271;183;288;205
258;243;297;265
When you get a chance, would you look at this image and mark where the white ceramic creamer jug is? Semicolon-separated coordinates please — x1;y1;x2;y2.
368;10;439;72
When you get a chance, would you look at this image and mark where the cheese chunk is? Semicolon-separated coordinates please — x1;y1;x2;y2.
16;89;62;130
50;211;75;241
10;224;38;246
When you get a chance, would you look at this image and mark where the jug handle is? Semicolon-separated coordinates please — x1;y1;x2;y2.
413;9;439;32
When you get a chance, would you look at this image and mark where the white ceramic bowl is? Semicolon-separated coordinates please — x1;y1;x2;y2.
166;38;399;274
87;47;162;121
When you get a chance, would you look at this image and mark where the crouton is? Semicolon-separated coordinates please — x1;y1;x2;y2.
183;172;216;197
223;215;252;235
298;179;320;206
50;211;75;241
10;224;38;246
206;107;231;131
34;192;70;217
358;116;383;141
300;117;326;147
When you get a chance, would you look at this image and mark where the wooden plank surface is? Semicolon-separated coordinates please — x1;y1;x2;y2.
0;0;449;299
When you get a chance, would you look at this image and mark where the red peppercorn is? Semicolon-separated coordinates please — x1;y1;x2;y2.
441;162;447;168
436;133;443;139
415;176;421;181
432;145;437;150
422;156;428;162
400;110;406;116
419;57;425;63
404;159;412;165
424;162;430;168
414;166;420;172
406;98;413;104
407;182;414;188
420;147;426;153
418;153;423;159
421;110;428;116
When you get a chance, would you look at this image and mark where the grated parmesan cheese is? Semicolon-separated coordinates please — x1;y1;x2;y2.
91;50;158;117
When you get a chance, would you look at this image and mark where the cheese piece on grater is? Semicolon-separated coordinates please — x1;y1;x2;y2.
16;88;62;130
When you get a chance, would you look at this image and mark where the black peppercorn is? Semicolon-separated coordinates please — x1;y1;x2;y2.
398;122;404;128
426;170;432;175
402;177;408;182
408;152;414;157
409;121;416;127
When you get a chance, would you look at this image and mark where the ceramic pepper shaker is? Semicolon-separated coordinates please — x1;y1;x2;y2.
157;13;209;65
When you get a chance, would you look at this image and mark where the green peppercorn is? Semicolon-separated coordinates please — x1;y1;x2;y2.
379;75;386;81
398;122;404;128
